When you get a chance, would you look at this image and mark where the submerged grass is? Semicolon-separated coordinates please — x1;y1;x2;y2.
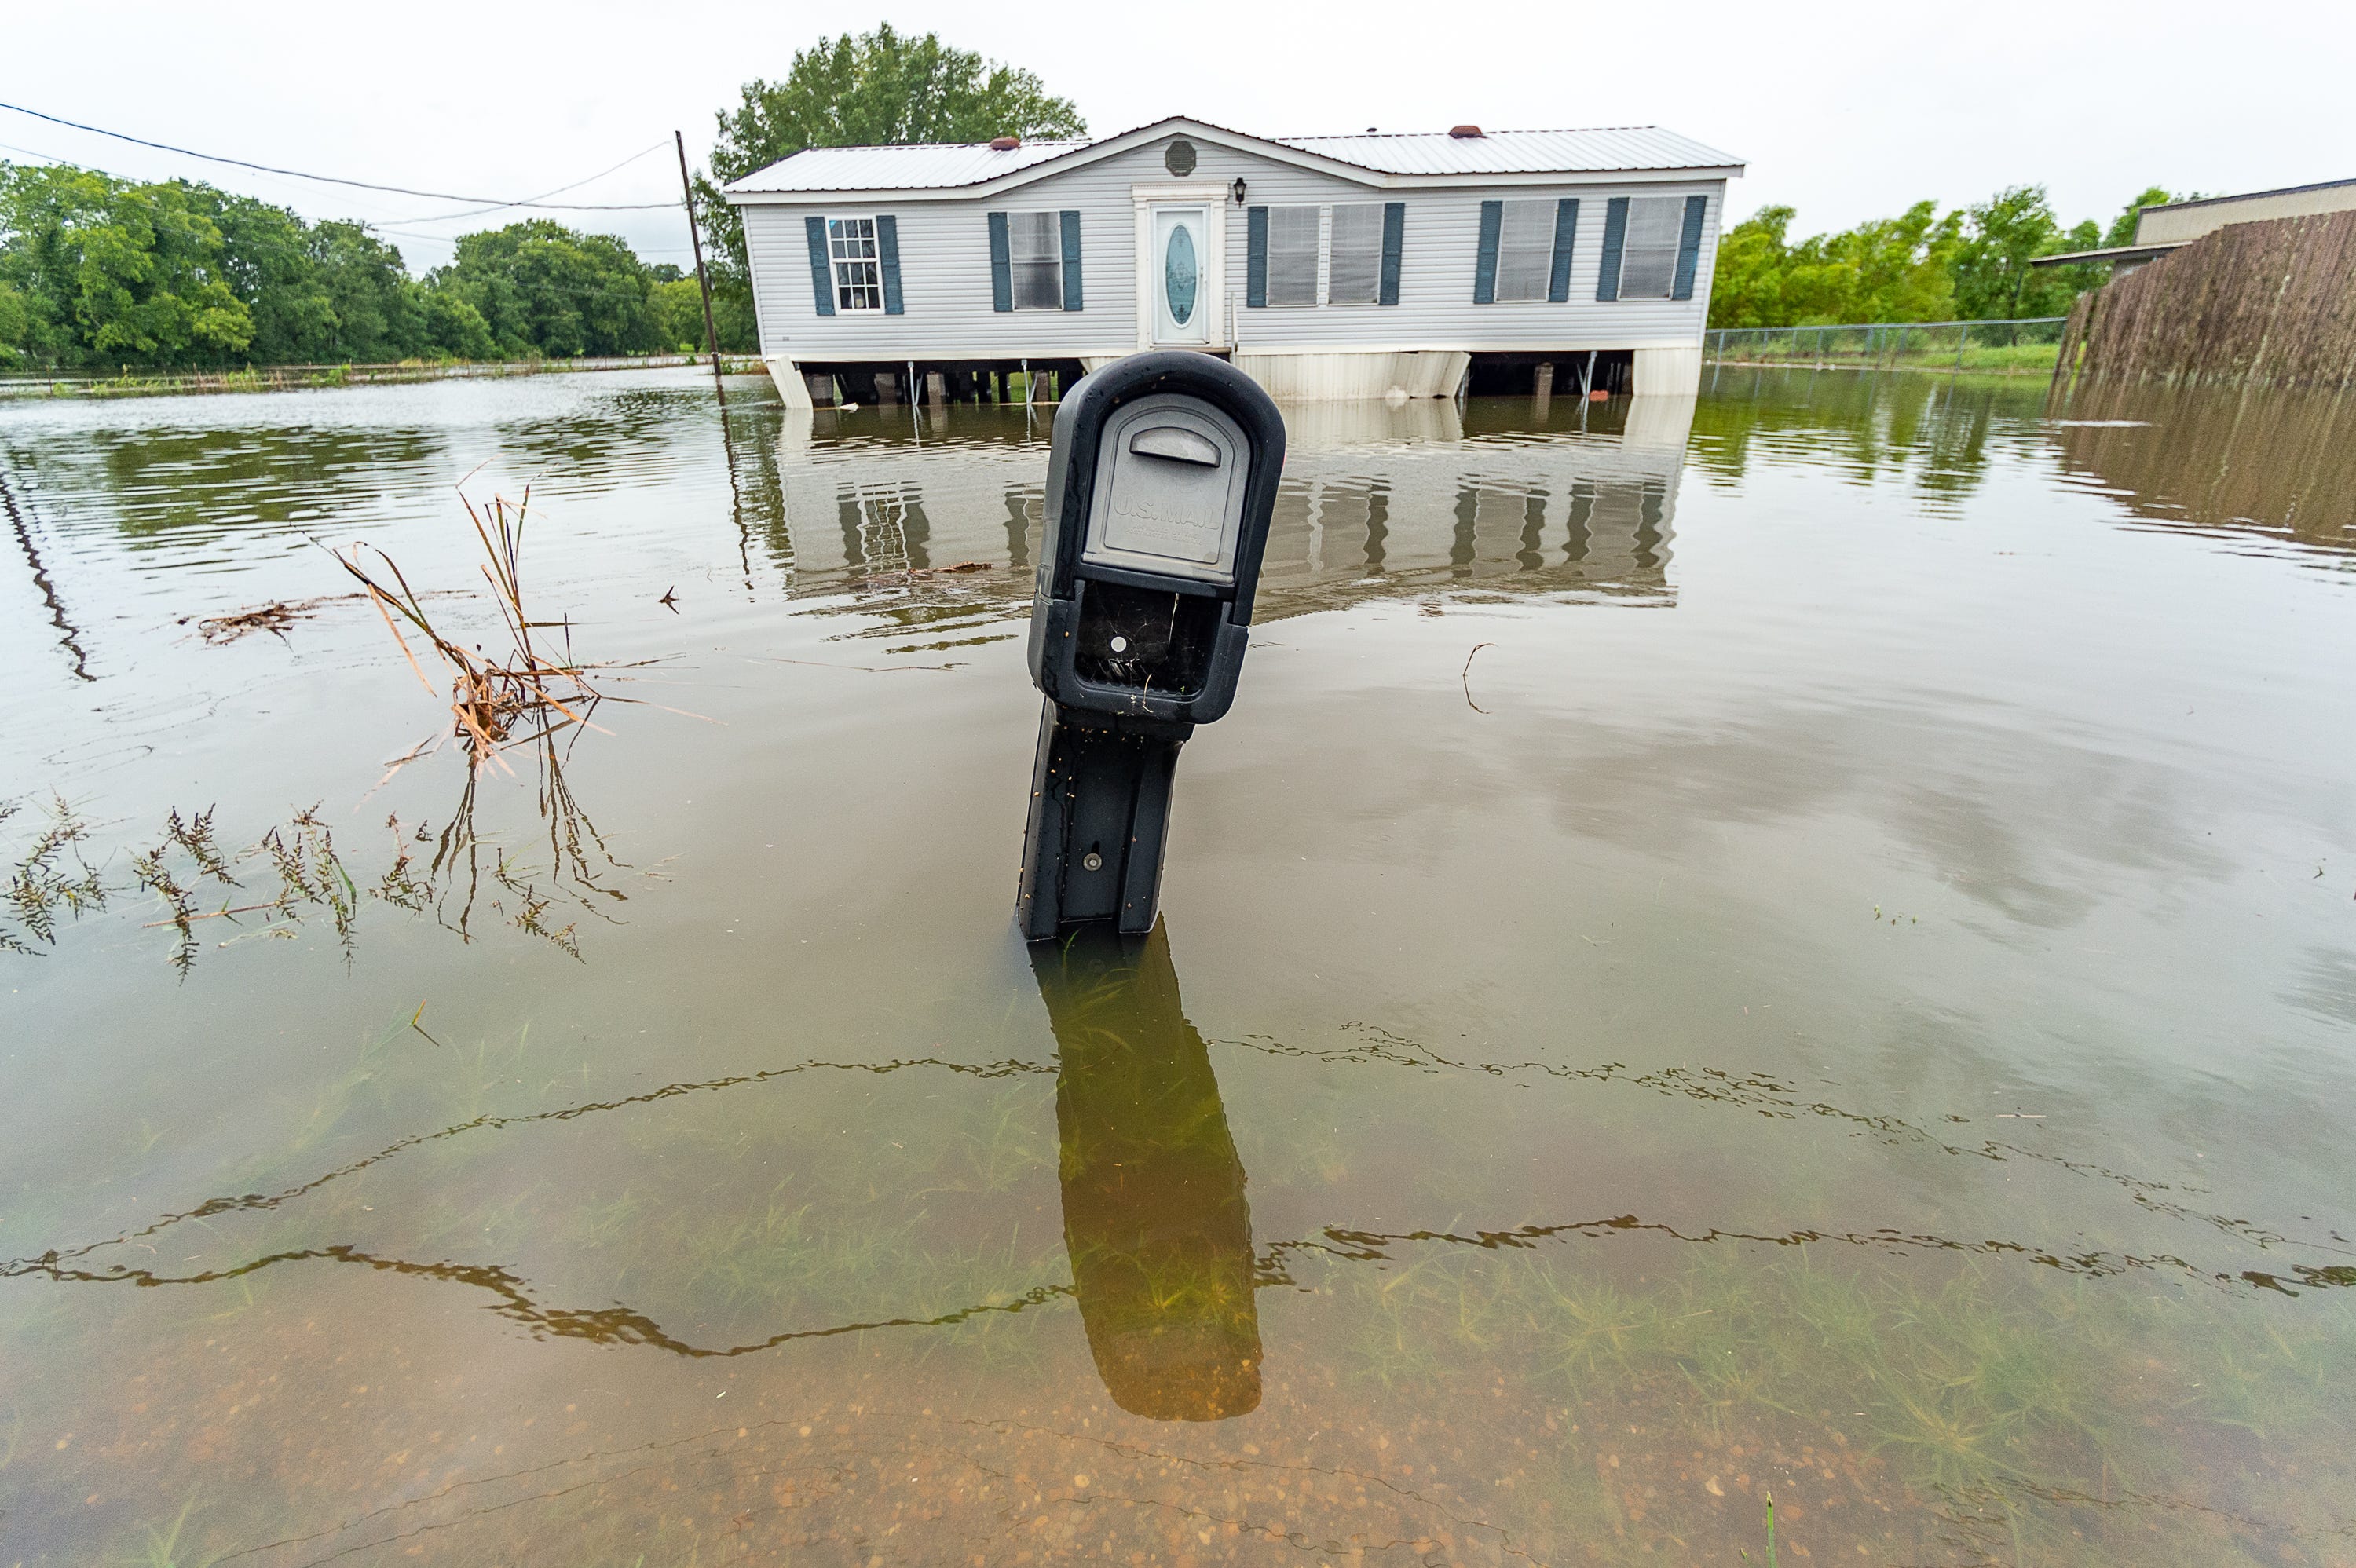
21;1045;2355;1567
1310;1237;2356;1564
2;740;640;973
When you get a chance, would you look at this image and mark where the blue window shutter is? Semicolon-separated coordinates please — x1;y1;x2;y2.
1672;194;1708;300
1548;198;1579;303
1059;210;1083;311
1378;202;1405;305
987;212;1012;313
876;214;904;314
1472;199;1502;305
1246;207;1268;309
804;215;834;316
1597;197;1629;301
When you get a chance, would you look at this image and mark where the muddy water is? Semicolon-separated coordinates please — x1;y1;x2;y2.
2;367;2353;1566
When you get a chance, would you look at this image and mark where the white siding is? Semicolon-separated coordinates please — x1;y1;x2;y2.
738;136;1724;364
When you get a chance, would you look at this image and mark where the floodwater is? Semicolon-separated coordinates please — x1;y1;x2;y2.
2;364;2354;1567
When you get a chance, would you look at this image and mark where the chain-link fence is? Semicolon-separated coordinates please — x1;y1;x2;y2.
1705;317;2069;373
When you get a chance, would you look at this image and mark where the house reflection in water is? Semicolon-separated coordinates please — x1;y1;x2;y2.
743;390;1698;615
1031;924;1261;1422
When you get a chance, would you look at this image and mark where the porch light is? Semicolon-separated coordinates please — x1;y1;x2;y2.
1231;177;1247;205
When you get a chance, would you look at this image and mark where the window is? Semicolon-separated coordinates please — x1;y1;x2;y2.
1008;211;1063;309
827;217;882;312
1264;204;1319;306
1494;199;1556;302
1328;203;1385;304
1616;196;1684;299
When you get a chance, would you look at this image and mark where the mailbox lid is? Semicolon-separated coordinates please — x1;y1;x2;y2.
1081;394;1251;587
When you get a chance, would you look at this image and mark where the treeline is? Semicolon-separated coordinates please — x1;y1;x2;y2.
1708;185;2190;329
0;162;743;370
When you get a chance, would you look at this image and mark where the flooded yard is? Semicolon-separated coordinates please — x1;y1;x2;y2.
3;364;2354;1566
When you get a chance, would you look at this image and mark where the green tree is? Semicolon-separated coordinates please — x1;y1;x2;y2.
0;163;253;366
185;186;334;362
2108;187;2170;246
311;221;423;361
419;287;496;360
1709;201;1959;328
0;278;28;365
651;275;709;353
428;220;663;357
1950;185;2069;320
691;26;1086;349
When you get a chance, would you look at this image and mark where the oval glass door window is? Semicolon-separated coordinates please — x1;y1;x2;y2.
1164;225;1198;326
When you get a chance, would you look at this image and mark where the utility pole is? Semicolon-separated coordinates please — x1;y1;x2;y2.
675;130;724;389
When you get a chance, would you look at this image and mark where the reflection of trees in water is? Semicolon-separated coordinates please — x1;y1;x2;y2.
0;426;447;543
1688;366;2045;506
2049;382;2356;562
485;389;688;489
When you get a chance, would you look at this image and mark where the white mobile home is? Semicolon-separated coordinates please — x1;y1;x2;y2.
723;116;1743;406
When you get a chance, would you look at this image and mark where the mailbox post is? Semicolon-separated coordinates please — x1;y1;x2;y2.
1018;352;1285;939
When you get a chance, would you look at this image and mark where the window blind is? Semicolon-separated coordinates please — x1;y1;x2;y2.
1008;211;1063;310
1264;204;1319;307
1493;199;1555;302
1328;203;1385;304
1617;196;1685;300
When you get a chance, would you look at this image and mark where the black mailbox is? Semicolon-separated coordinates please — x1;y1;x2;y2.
1018;353;1286;939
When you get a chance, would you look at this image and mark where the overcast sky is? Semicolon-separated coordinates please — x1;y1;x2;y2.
6;0;2351;273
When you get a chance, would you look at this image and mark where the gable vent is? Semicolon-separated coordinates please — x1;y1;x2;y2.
1449;124;1484;138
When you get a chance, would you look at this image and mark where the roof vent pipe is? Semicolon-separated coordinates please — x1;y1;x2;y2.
990;135;1021;151
1448;124;1484;138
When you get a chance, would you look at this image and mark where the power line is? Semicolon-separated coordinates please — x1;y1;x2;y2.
0;98;681;210
368;142;677;225
2;133;679;233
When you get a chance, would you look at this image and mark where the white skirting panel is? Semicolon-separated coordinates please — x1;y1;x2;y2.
1621;393;1699;451
1632;345;1703;397
1230;350;1471;402
763;356;814;410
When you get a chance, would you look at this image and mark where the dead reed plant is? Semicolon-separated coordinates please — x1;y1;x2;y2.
327;489;609;772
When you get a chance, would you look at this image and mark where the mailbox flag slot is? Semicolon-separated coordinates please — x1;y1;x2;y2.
1129;426;1223;467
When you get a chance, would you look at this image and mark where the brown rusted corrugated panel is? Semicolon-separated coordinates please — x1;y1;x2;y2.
2058;211;2356;390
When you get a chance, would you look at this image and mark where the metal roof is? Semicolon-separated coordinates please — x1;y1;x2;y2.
1279;126;1742;177
2028;242;2185;269
2143;175;2356;215
727;138;1092;194
723;119;1742;197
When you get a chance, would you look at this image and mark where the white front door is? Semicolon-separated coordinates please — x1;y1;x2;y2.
1149;207;1211;345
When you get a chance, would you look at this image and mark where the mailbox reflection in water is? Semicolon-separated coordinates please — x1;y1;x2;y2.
1019;352;1286;939
1033;923;1262;1421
